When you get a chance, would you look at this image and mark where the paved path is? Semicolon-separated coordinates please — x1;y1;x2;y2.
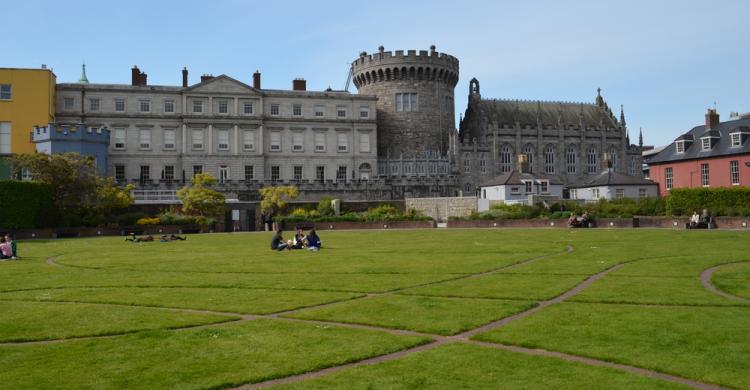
700;261;750;303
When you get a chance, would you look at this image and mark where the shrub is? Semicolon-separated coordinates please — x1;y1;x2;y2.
317;197;334;216
156;211;200;225
116;212;147;226
666;188;750;216
0;181;53;228
136;217;161;225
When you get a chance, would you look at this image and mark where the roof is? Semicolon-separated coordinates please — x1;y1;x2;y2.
476;99;619;127
648;118;750;164
479;170;563;187
569;170;658;188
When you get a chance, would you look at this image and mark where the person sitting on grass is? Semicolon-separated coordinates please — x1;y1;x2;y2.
125;234;155;243
271;229;290;251
3;233;18;259
0;237;14;260
305;229;322;251
292;228;307;249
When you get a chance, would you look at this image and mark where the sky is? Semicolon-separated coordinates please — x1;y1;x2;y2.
3;0;748;147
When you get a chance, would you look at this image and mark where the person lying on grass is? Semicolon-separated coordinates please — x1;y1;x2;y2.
125;234;155;243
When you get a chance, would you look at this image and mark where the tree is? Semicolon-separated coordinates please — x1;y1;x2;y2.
259;186;299;217
176;173;225;220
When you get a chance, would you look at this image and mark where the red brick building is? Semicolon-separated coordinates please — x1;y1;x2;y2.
648;109;750;196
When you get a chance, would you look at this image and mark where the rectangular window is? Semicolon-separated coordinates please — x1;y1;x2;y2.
191;129;204;150
592;188;600;199
511;187;520;195
570;189;577;199
217;129;229;151
314;105;325;117
115;98;125;112
244;165;254;181
676;141;685;153
218;101;228;114
524;181;533;193
293;104;302;116
293;165;303;181
701;138;711;151
337;105;347;118
337;132;348;152
219;166;229;184
730;160;740;185
0;84;11;100
359;132;370;153
243;102;253;114
64;97;74;110
89;98;100;111
270;132;281;151
243;130;256;151
337;166;347;181
316;166;325;182
139;129;151;149
479;159;486;174
395;93;418;112
314;132;326;152
163;129;176;150
139;100;150;113
271;165;280;181
615;188;625;199
114;165;125;182
360;106;370;118
270;104;280;116
292;132;304;152
665;167;673;190
139;165;150;182
540;181;549;194
113;128;126;150
164;165;174;182
638;188;647;199
193;165;203;177
731;133;742;147
464;158;470;173
701;163;710;186
164;100;174;113
193;100;203;113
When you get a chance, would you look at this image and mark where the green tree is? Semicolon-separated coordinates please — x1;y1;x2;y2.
259;186;299;217
176;173;226;220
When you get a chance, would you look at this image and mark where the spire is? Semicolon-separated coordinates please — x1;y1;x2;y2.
620;104;626;127
595;87;604;106
78;63;89;84
639;127;644;148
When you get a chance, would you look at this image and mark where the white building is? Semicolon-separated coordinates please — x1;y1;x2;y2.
478;170;563;206
569;170;658;202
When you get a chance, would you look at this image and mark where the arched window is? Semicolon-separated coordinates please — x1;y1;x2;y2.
566;145;577;174
587;146;598;174
499;144;514;173
523;144;534;173
608;147;618;170
629;157;639;176
544;145;555;174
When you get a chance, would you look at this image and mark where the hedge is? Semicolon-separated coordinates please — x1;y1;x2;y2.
0;181;54;229
666;187;750;216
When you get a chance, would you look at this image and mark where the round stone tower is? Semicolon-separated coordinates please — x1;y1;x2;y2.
352;45;459;158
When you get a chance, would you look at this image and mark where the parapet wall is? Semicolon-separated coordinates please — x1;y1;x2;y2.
406;196;476;222
352;47;459;89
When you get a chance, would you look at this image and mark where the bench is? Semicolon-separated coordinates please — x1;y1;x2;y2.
179;225;202;234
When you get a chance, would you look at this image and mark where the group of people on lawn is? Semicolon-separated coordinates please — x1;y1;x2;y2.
271;228;322;251
567;211;591;228
0;233;18;260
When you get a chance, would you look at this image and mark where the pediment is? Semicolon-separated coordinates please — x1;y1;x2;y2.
187;75;259;95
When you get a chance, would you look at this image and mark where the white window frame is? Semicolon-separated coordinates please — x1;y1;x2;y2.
164;165;175;182
293;165;303;181
336;165;348;182
314;105;325;117
270;165;280;181
218;165;229;184
337;132;348;152
292;104;303;117
243;130;256;152
218;101;229;114
0;84;11;100
395;93;417;112
540;180;549;194
524;180;533;194
730;160;740;185
191;129;204;150
676;141;685;153
115;98;126;112
701;138;711;151
244;165;254;181
139;99;151;113
270;104;280;116
510;186;520;195
701;163;710;187
163;129;176;150
164;100;175;113
0;122;11;154
314;132;326;152
360;105;370;118
138;129;151;150
113;128;126;150
592;188;600;199
192;100;203;113
359;132;371;153
570;189;577;199
269;132;281;152
217;129;230;151
615;188;625;199
243;102;254;115
89;98;100;111
337;105;347;118
292;132;304;152
665;167;673;190
730;133;742;147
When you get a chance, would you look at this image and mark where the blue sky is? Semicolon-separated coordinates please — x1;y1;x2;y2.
4;0;748;146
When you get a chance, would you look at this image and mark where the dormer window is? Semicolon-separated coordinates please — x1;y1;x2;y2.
731;133;742;147
676;141;685;153
701;138;711;151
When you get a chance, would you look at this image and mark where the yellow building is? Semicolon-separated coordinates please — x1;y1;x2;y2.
0;67;57;155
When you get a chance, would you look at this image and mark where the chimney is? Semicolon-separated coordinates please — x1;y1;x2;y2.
705;108;720;129
253;70;261;89
131;66;147;86
517;154;529;173
293;78;306;91
182;67;188;88
201;74;214;83
139;72;147;86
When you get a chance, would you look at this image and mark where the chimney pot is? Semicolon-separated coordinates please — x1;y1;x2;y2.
182;67;188;88
253;70;261;89
292;78;307;91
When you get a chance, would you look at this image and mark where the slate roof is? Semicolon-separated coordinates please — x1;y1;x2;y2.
479;170;564;187
477;99;619;127
568;170;657;188
648;118;750;164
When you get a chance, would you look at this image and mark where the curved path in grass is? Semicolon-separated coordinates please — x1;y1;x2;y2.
700;261;750;303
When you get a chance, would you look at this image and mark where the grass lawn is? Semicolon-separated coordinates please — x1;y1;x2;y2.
0;229;748;389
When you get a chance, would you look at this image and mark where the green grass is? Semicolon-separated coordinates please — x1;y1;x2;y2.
713;262;750;300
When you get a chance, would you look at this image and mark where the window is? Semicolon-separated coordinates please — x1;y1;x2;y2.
511;187;520;195
89;98;100;111
193;100;203;113
544;145;555;174
524;181;533;193
243;102;253;114
139;165;150;182
730;133;742;147
701;138;711;151
193;165;203;177
270;104;280;116
270;166;280;181
164;165;174;182
465;183;471;193
218;101;228;114
337;166;347;181
608;148;618;169
293;165;303;181
665;167;673;190
499;144;513;173
523;144;534;173
219;166;229;184
115;98;125;112
464;158;471;173
316;166;326;182
139;129;151;149
566;145;577;174
164;100;174;113
337;105;347;118
337;133;348;152
64;97;74;110
292;132;304;152
676;141;685;153
293;104;302;116
570;189;577;199
360;106;370;118
139;100;150;113
315;132;326;152
730;160;740;185
244;165;254;181
114;165;125;182
314;105;325;117
217;129;229;151
615;188;625;199
592;188;600;199
629;158;639;176
639;188;647;199
395;93;418;112
482;189;486;199
701;163;710;186
540;180;549;194
479;158;487;174
191;129;204;150
163;129;175;150
270;132;281;151
587;147;598;174
243;130;256;151
359;132;370;153
113;128;126;150
0;84;11;100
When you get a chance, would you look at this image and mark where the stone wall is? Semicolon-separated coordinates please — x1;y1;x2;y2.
405;196;476;221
